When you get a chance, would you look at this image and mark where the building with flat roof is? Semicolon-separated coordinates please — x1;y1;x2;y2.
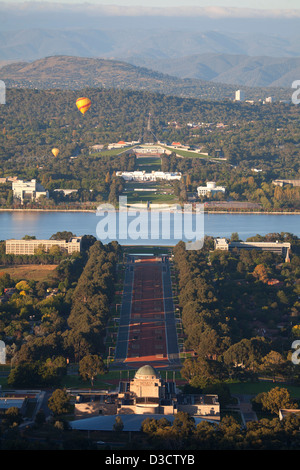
272;179;300;187
265;96;274;103
235;90;245;101
116;170;182;181
197;181;226;197
6;237;82;255
107;141;138;150
0;397;26;412
12;179;49;202
214;237;291;261
279;409;300;420
133;144;163;154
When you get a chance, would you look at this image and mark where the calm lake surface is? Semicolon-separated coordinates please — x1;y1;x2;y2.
0;211;299;246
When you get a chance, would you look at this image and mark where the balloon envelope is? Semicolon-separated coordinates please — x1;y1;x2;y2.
52;148;59;157
76;97;91;114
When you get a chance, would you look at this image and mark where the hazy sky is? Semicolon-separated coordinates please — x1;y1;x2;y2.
3;0;300;8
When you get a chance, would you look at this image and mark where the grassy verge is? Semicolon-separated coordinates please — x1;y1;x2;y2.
163;146;216;159
0;264;58;281
89;146;135;158
135;156;162;171
125;191;179;204
227;381;300;399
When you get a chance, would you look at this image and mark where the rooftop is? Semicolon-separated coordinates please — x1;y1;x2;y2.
70;414;218;432
135;364;158;378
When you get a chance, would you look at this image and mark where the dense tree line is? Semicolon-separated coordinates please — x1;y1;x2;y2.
66;240;121;360
173;233;300;386
1;408;300;450
0;237;122;387
0;88;299;209
136;411;300;450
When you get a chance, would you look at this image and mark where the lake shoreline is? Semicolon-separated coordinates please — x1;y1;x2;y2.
0;208;299;215
1;210;299;241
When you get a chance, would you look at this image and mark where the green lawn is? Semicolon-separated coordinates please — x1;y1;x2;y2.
227;381;300;399
62;375;300;398
123;178;178;205
163;146;215;159
123;181;164;191
60;368;182;390
135;156;162;171
125;191;178;204
2;364;300;401
89;146;135;158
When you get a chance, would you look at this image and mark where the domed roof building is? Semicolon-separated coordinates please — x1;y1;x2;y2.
134;365;158;379
73;364;220;421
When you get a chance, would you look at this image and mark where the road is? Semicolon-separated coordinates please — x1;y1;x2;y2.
162;257;180;366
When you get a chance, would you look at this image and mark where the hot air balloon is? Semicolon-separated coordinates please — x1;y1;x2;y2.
76;97;91;115
52;148;59;157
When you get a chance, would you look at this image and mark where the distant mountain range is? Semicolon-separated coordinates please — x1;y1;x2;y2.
129;54;300;88
0;55;291;102
0;28;299;64
0;24;299;91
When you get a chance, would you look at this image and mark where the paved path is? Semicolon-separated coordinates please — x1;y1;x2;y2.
162;257;180;366
113;255;180;370
114;260;134;363
232;394;258;425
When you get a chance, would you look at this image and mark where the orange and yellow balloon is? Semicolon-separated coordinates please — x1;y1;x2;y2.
76;97;91;115
52;148;59;157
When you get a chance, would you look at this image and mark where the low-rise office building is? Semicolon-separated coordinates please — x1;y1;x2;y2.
6;237;82;255
214;237;291;261
272;179;300;187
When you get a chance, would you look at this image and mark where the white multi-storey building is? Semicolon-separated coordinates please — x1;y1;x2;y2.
214;238;291;262
116;171;182;181
235;90;245;101
197;181;226;197
6;237;82;255
12;179;49;202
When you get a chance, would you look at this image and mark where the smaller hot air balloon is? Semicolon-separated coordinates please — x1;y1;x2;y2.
76;97;91;115
52;148;59;157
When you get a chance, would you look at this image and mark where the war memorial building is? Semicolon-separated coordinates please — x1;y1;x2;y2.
73;365;220;420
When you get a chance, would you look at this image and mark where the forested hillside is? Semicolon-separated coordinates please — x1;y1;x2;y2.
131;53;300;88
0;56;290;101
1;86;299;165
0;87;299;210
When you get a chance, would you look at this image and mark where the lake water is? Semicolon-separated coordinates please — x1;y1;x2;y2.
0;210;299;245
